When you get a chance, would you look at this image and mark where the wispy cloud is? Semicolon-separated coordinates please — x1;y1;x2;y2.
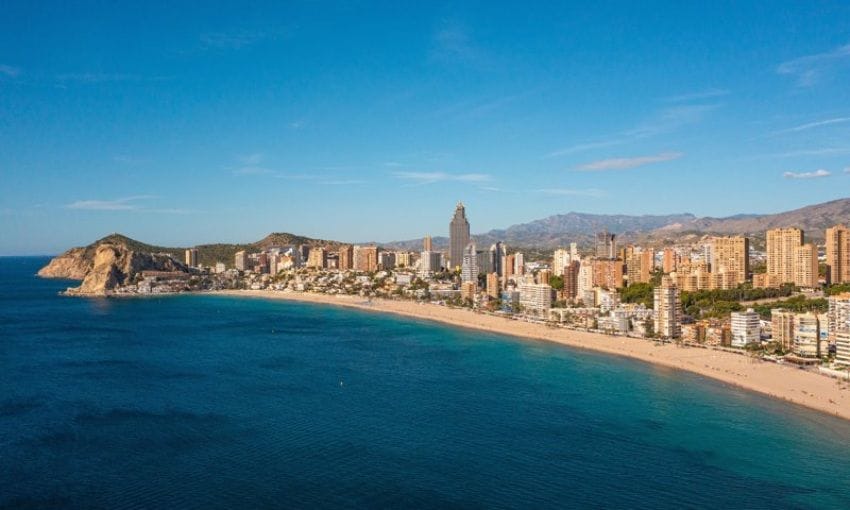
535;188;605;198
66;195;158;211
845;167;850;174
762;147;850;159
783;169;831;179
0;64;21;77
578;152;683;171
391;171;491;185
547;104;716;158
767;117;850;137
626;104;718;139
661;88;730;103
777;43;850;86
545;140;623;158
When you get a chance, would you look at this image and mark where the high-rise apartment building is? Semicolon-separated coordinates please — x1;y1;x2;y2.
234;250;248;271
378;251;396;270
626;250;653;285
486;272;500;299
553;248;572;276
828;293;850;341
503;254;516;281
185;248;198;267
537;269;552;286
423;235;433;252
592;259;624;289
653;275;681;339
562;260;580;301
730;308;760;347
395;251;412;268
513;252;525;276
596;231;616;259
793;313;820;357
771;309;795;352
338;245;354;270
307;247;327;269
490;242;506;277
519;283;552;316
766;228;803;284
449;202;470;270
832;293;850;366
461;242;479;283
662;247;678;274
354;245;378;272
709;236;749;285
826;224;850;285
420;251;442;274
794;243;818;288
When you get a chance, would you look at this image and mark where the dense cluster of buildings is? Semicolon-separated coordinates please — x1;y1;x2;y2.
171;203;850;369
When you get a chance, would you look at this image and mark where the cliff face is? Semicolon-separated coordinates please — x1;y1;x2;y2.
37;247;92;280
39;241;187;295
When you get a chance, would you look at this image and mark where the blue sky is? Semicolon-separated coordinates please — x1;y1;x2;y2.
2;1;850;254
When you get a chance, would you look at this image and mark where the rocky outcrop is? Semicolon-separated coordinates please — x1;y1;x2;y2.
39;240;187;296
37;247;92;280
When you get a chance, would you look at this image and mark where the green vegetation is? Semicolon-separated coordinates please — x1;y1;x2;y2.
679;284;795;319
751;295;828;319
825;283;850;296
548;275;564;291
620;282;654;308
685;283;795;303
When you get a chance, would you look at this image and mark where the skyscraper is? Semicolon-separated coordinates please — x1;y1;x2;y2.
826;224;850;285
653;275;681;339
596;231;616;260
423;235;433;252
234;250;248;271
185;248;198;267
490;242;506;276
553;248;571;276
338;245;354;271
461;242;479;283
354;245;378;272
449;202;470;270
766;228;803;284
513;252;525;276
307;247;327;269
662;247;678;274
709;236;749;285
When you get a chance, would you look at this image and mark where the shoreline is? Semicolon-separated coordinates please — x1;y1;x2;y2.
211;289;850;422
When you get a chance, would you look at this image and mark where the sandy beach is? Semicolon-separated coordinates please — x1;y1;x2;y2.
213;289;850;421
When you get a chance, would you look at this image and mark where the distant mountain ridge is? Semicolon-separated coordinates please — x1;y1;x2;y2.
387;197;850;250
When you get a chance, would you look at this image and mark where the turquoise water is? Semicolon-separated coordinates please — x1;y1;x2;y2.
2;256;850;509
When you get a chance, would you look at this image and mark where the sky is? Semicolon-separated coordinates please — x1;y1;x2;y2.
2;1;850;255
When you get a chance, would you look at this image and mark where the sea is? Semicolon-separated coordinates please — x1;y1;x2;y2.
2;256;850;509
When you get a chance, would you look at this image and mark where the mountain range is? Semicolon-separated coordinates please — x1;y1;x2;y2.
386;197;850;250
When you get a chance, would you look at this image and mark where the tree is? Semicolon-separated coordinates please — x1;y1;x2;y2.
549;275;564;291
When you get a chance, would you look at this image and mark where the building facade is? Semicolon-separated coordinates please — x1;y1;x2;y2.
653;275;681;339
709;236;749;285
449;202;470;270
730;308;760;348
826;224;850;285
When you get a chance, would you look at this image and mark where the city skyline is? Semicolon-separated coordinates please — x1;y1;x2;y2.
4;2;850;254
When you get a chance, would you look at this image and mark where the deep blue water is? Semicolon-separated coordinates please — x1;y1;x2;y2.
2;257;850;509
